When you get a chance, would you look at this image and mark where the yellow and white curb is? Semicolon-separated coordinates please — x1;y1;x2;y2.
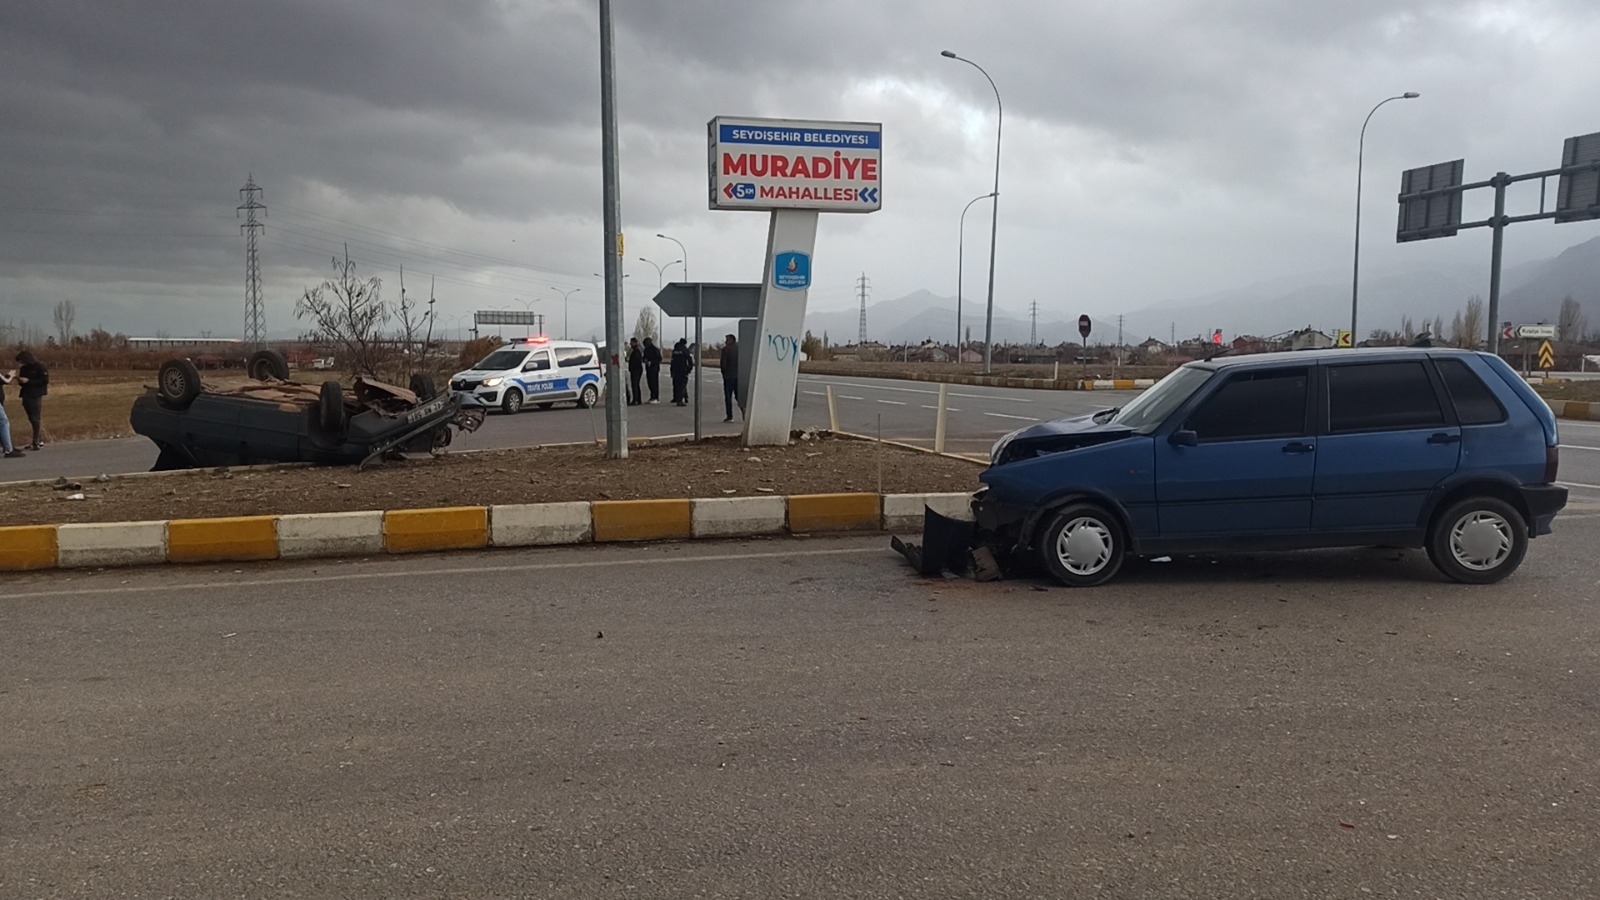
0;491;975;573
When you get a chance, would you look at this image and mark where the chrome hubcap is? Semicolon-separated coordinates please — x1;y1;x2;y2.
1450;511;1513;571
1055;517;1113;575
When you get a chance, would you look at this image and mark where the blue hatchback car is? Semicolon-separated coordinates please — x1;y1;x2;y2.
973;348;1568;586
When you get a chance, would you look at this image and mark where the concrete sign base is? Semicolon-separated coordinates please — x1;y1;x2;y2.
743;209;819;446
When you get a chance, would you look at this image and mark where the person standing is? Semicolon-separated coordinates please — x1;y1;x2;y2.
669;337;694;406
720;334;740;423
0;367;23;458
642;337;662;404
14;350;47;450
625;338;644;406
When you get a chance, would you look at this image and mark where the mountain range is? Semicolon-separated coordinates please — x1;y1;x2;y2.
802;236;1600;346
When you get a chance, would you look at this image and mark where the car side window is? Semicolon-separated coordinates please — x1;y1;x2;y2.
1184;368;1309;441
523;351;552;372
555;348;593;367
1434;359;1506;425
1327;361;1445;432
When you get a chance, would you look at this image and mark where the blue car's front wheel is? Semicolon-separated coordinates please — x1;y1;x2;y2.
1040;503;1125;587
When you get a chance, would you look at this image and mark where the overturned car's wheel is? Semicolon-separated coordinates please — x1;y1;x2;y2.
1039;503;1126;587
156;358;203;410
247;349;291;382
409;373;438;401
1426;496;1527;584
319;381;348;437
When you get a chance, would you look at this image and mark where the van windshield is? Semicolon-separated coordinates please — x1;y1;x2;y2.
474;350;528;371
1110;365;1213;434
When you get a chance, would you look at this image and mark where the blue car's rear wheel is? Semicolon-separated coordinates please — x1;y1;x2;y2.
1427;496;1527;584
1039;503;1125;587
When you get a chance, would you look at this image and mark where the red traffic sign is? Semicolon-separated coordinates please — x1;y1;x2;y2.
1502;324;1515;340
1078;314;1091;339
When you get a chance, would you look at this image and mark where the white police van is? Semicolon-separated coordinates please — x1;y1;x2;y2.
450;337;604;413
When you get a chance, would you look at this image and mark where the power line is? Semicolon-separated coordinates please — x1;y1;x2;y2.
856;273;870;344
238;174;267;348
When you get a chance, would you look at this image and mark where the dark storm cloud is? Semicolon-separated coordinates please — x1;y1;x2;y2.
2;0;1599;337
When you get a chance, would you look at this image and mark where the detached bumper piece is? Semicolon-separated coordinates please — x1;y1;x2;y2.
889;505;1007;582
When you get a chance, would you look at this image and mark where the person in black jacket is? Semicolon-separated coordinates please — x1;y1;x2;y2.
669;338;694;405
14;349;47;450
720;334;740;422
642;337;662;404
625;338;644;406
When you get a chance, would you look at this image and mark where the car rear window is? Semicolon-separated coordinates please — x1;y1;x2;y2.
1327;362;1445;432
555;347;595;367
1185;368;1309;441
1434;358;1506;425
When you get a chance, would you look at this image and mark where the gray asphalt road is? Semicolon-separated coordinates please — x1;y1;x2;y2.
5;505;1600;898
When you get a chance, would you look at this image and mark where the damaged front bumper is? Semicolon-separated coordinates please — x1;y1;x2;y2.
890;489;1029;581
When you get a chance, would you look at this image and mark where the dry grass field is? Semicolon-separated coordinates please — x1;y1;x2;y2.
12;364;1600;445
9;369;152;443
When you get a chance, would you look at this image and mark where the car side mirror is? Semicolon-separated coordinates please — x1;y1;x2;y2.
1169;429;1198;447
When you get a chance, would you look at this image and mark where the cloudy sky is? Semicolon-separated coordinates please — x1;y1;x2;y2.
2;0;1598;343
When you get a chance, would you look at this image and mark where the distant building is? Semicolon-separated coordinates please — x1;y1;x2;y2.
1289;328;1335;351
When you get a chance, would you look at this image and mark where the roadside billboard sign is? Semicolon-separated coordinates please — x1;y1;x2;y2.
708;116;883;213
1396;159;1465;243
1555;131;1600;224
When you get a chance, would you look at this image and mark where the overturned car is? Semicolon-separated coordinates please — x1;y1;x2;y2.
130;351;485;471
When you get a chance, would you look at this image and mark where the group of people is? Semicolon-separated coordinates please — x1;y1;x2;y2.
1;349;48;459
624;334;743;422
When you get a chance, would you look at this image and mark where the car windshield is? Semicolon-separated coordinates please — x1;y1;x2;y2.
474;350;528;371
1110;365;1213;434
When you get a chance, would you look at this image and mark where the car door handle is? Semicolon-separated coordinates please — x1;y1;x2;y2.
1282;441;1315;454
1427;432;1462;445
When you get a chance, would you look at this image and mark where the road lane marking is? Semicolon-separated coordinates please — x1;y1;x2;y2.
1558;444;1600;451
1558;481;1600;491
984;412;1039;421
877;400;906;406
920;405;962;412
0;545;889;601
840;395;864;400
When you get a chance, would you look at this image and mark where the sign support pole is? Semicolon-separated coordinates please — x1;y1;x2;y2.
598;0;627;457
744;209;819;446
1486;173;1508;354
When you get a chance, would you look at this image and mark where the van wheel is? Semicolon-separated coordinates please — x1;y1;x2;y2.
1427;497;1527;584
501;388;524;414
156;358;203;410
247;349;290;381
1039;503;1125;587
579;384;599;409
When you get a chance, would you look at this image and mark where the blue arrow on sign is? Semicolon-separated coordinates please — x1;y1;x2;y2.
860;187;879;204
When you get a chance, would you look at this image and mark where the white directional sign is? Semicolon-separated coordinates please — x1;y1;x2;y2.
1517;324;1557;339
708;116;882;213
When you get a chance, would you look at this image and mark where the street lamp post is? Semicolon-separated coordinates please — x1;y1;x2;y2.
552;288;581;340
942;49;1003;374
1350;91;1420;347
638;257;682;342
657;233;690;340
956;191;995;361
595;272;629;339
